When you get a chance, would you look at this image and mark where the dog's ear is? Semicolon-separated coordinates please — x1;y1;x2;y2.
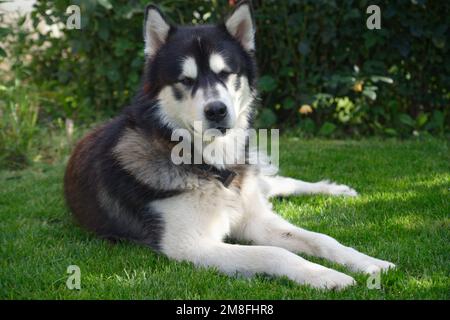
224;1;255;52
144;5;172;57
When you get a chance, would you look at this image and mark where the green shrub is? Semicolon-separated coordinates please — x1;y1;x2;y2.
0;1;10;59
0;78;91;170
7;0;450;137
0;81;39;169
254;0;449;136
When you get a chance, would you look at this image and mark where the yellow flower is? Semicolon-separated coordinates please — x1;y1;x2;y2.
299;104;313;115
353;81;364;92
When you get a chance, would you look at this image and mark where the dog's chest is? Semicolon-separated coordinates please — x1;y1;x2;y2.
194;180;246;240
153;175;255;246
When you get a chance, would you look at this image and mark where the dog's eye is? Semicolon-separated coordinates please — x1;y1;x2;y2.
179;77;195;87
218;71;232;78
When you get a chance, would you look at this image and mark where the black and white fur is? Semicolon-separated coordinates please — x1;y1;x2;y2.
64;1;395;290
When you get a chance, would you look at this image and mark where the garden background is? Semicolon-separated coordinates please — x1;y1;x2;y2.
1;0;449;168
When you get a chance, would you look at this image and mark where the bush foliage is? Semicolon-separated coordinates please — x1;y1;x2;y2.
4;0;450;138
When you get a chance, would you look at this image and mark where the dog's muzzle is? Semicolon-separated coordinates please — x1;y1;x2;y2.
204;102;230;133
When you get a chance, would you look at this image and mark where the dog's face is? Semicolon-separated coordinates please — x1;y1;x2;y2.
141;2;257;135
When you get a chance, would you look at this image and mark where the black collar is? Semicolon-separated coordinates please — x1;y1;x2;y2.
196;164;237;188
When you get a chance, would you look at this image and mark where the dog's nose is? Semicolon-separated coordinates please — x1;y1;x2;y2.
204;102;228;122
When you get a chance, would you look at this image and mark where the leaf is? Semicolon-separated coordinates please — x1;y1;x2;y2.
283;97;295;110
384;128;397;136
257;108;277;128
17;15;27;27
416;113;428;128
425;110;444;130
370;76;394;84
280;66;294;77
98;0;113;10
364;34;378;49
432;36;446;49
399;114;415;127
362;89;377;100
258;75;277;93
114;38;133;56
106;68;120;82
0;27;9;38
0;46;6;58
299;118;316;133
318;122;337;136
344;8;360;19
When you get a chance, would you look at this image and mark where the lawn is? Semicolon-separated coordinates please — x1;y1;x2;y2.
0;137;449;299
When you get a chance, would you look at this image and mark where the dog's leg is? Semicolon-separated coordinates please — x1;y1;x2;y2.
237;209;395;274
154;191;354;290
163;239;355;290
261;175;358;198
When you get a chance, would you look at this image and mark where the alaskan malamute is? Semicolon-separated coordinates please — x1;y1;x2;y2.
65;1;395;290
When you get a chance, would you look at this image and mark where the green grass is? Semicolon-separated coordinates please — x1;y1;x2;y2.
1;138;449;299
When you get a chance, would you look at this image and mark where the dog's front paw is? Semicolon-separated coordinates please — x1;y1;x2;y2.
310;269;356;290
318;180;358;197
298;267;356;290
363;259;396;274
352;257;396;274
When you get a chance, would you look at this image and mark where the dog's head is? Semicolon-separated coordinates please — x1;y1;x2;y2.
138;1;257;135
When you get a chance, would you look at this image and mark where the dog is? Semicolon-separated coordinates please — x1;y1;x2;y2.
64;1;395;290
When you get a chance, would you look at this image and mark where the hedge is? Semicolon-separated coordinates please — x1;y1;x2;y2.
6;0;449;137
